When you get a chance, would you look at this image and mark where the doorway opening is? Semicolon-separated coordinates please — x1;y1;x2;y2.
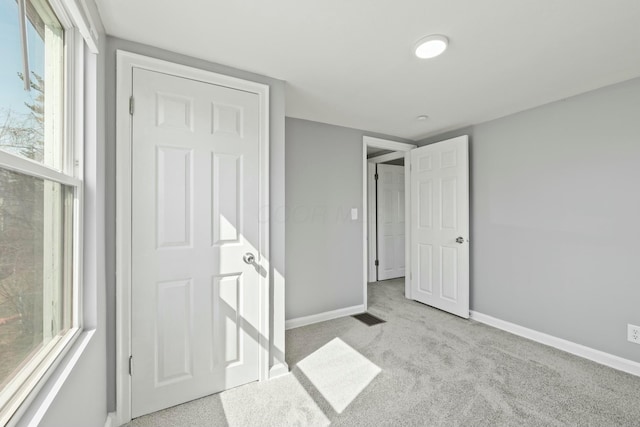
362;137;416;309
362;135;470;318
369;158;405;282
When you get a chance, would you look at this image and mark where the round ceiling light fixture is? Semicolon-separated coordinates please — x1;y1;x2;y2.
414;35;449;59
416;115;429;121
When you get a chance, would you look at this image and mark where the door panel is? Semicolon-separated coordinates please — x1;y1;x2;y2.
212;274;242;366
156;147;192;248
418;244;433;293
155;279;193;385
377;164;405;280
410;136;469;318
419;181;433;228
131;68;261;417
212;153;241;244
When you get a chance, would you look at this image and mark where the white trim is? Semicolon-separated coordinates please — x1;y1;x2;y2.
268;364;289;379
362;137;416;310
47;0;73;28
470;311;640;378
363;142;368;309
115;50;271;425
0;151;81;188
51;0;100;53
285;305;366;330
114;50;132;424
367;163;377;282
65;0;98;53
363;136;416;152
69;26;85;338
404;152;411;299
258;81;271;383
367;151;406;164
104;412;116;427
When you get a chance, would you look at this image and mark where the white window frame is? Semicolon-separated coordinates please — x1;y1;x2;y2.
0;0;88;424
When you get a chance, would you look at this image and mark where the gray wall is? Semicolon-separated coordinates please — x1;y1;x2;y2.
418;77;640;363
104;37;287;411
285;118;411;320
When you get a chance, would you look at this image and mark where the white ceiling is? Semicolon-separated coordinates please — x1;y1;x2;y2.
95;0;640;140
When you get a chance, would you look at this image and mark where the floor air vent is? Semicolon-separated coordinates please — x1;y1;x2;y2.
352;312;386;326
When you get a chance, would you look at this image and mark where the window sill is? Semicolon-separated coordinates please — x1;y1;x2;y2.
7;329;96;427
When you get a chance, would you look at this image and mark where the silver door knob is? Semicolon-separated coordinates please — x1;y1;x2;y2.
243;252;255;264
455;237;464;244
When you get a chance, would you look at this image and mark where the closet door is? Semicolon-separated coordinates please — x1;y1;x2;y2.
377;164;405;280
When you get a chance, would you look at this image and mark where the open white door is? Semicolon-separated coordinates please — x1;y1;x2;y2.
409;136;469;318
377;164;405;280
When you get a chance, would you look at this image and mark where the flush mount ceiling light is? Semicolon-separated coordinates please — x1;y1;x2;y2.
416;115;429;121
414;35;449;59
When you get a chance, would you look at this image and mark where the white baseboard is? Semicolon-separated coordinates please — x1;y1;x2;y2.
269;362;289;379
470;311;640;378
104;412;116;427
285;305;365;330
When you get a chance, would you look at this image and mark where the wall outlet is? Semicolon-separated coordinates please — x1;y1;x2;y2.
628;324;640;344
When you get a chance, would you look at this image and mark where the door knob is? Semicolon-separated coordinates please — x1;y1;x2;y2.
455;237;464;244
243;252;255;264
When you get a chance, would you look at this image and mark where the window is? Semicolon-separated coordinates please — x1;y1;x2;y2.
0;0;81;423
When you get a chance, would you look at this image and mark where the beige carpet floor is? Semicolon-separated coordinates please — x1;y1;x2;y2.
127;279;640;427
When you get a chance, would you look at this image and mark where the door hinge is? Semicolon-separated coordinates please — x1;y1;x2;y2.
128;355;133;376
374;173;379;181
129;96;134;115
374;259;379;266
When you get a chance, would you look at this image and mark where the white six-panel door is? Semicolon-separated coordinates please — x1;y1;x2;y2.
410;136;469;318
377;164;405;280
131;68;261;417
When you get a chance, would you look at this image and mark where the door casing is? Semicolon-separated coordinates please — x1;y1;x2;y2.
115;50;271;425
367;162;377;282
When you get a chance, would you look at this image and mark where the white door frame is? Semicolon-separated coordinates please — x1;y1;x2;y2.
115;50;271;425
362;136;416;309
367;162;377;282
